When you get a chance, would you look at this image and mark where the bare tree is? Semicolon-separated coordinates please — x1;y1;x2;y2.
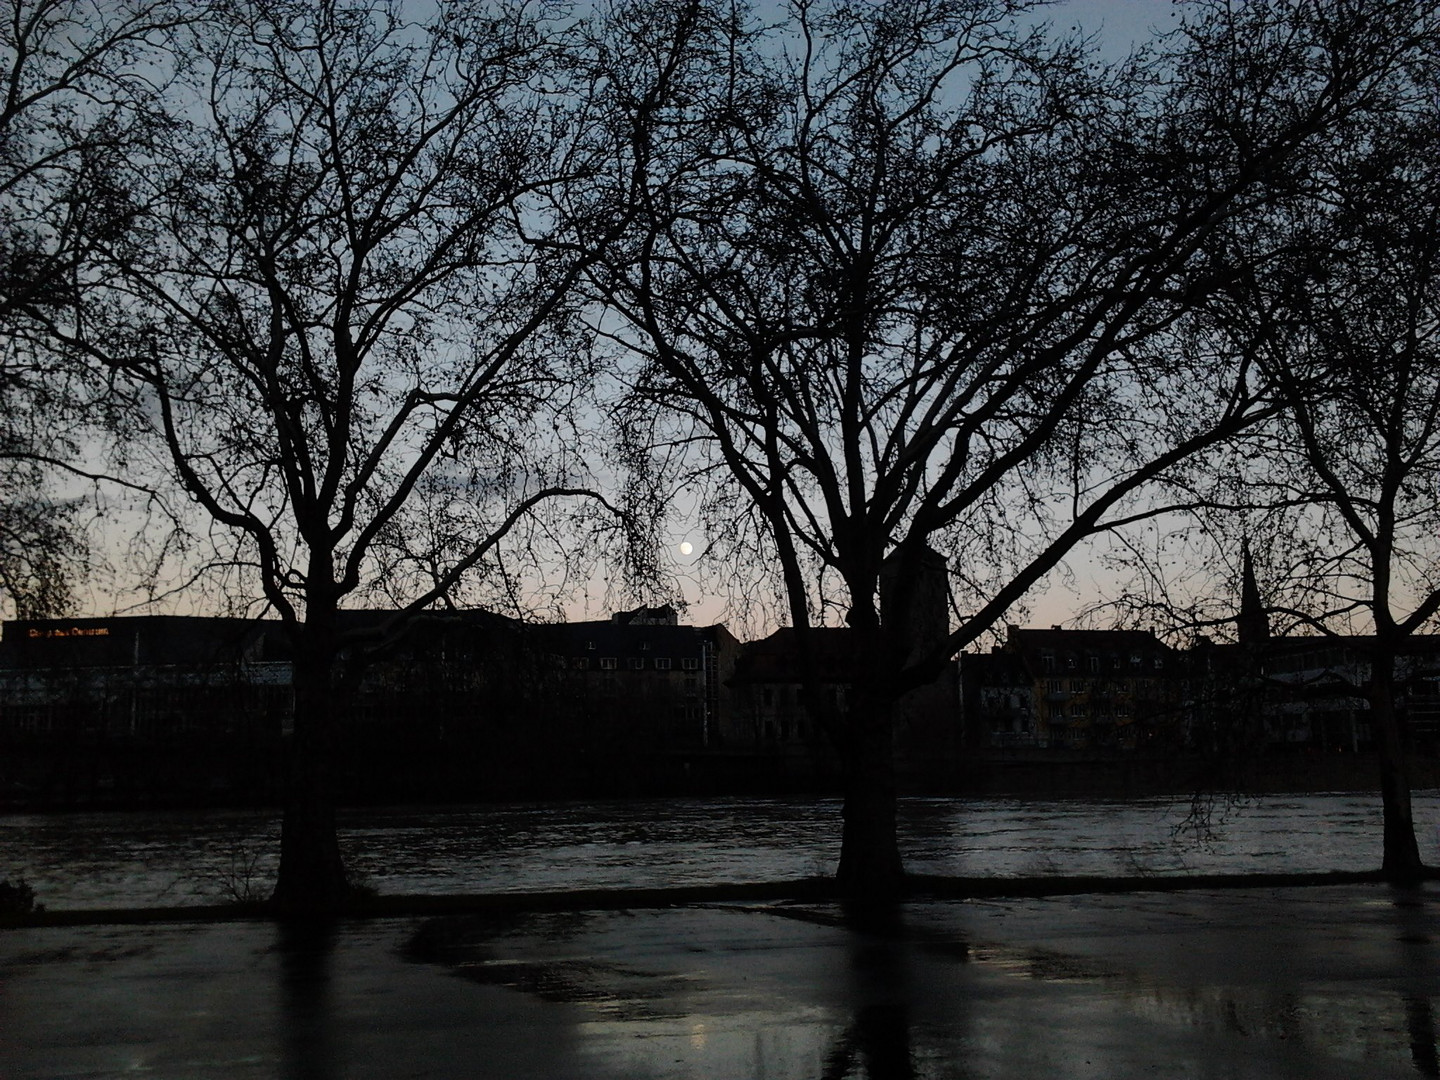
1;0;187;318
1220;83;1440;883
45;0;633;913
594;0;1437;897
1;0;188;617
1099;22;1439;882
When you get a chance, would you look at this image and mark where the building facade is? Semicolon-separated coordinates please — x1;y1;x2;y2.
0;606;746;805
534;605;742;754
0;616;293;804
964;626;1185;750
1254;637;1440;753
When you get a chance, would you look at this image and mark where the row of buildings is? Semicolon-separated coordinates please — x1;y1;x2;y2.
965;624;1440;755
3;591;1438;805
0;606;750;803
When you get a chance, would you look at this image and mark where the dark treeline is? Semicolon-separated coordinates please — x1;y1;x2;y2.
2;0;1437;911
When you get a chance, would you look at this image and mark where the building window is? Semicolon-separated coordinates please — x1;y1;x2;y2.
573;657;589;670
600;657;617;670
1048;679;1062;693
682;657;699;671
1088;656;1099;672
1042;654;1055;672
628;657;644;670
1071;679;1085;692
655;657;671;670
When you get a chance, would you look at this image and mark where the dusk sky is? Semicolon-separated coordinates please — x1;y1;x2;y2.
634;0;1197;638
51;0;1237;640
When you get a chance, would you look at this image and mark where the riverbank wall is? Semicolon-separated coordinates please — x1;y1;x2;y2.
4;737;1436;812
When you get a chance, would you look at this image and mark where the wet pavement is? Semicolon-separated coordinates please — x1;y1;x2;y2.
1;882;1437;1078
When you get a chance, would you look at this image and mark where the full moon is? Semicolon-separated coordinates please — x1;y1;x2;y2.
679;541;693;556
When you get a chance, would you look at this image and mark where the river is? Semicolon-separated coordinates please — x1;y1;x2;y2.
3;791;1438;910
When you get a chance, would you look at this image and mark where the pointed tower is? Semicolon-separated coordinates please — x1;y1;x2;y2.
1237;541;1270;645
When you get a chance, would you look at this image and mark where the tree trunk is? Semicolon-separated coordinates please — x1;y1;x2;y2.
270;619;350;916
1370;652;1423;885
835;691;906;900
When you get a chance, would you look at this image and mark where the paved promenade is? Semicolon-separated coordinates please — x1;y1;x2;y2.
2;882;1437;1078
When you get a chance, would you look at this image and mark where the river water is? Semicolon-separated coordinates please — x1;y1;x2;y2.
3;791;1438;910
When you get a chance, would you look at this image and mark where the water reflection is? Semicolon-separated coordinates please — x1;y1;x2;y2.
1393;887;1439;1077
822;1004;915;1080
1406;996;1438;1078
1121;979;1440;1075
276;921;339;1080
990;885;1439;1076
820;904;919;1080
392;890;1440;1078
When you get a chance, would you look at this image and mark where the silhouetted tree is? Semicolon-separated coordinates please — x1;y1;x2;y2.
595;0;1438;897
1104;12;1439;880
44;0;633;914
1220;77;1440;883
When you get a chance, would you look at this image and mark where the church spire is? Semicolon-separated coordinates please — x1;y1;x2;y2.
1237;541;1270;645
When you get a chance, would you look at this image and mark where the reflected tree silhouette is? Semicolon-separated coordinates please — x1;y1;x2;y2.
821;1003;916;1080
1406;996;1439;1078
1391;889;1439;1077
821;903;919;1080
277;921;339;1080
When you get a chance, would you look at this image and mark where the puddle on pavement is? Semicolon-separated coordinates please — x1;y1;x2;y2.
398;901;1440;1079
404;911;701;1022
450;957;695;1021
966;942;1120;984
